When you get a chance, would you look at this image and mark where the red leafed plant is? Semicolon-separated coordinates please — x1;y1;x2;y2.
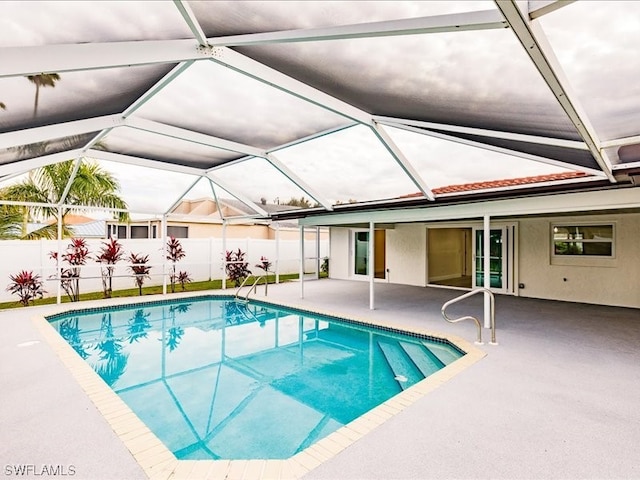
176;271;192;291
50;238;90;302
6;270;46;306
128;252;151;296
255;256;272;273
95;237;125;298
165;236;187;293
224;249;251;287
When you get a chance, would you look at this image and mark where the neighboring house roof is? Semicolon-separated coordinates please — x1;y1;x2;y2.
401;171;590;198
69;220;106;238
170;197;301;219
27;216;106;238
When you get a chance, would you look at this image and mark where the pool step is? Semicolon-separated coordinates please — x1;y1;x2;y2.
399;341;445;377
377;341;424;390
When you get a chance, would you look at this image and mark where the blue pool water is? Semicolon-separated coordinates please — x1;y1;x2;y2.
48;297;464;460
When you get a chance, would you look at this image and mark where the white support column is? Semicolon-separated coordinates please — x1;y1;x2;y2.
299;225;305;299
369;221;375;310
56;209;62;304
222;220;227;290
161;215;167;295
315;226;321;280
483;214;491;328
275;222;280;284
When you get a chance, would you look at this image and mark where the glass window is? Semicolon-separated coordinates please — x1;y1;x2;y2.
167;226;188;238
130;225;149;239
354;231;369;276
552;224;614;257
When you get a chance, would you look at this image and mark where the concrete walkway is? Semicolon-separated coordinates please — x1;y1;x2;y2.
1;280;639;479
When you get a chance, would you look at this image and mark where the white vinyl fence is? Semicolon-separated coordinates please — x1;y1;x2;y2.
0;237;329;303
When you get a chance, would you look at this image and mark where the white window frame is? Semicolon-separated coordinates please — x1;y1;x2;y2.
551;222;615;259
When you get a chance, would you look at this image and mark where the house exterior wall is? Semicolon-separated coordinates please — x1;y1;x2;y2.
386;224;427;286
328;228;350;279
517;213;640;308
329;224;427;286
328;212;640;308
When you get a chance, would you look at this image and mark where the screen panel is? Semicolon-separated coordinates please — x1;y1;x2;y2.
234;28;580;140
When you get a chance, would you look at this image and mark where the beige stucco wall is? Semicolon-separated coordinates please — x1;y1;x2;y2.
518;213;640;308
386;224;427;286
329;213;640;308
330;224;427;286
328;228;350;279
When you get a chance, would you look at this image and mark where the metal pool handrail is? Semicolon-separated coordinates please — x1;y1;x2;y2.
441;287;497;345
234;275;268;302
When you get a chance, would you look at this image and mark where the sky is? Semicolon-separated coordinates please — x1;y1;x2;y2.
1;1;639;217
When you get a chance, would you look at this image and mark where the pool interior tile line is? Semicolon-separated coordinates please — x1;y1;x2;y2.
33;294;487;480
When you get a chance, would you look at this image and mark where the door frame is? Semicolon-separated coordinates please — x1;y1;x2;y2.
350;228;387;280
426;222;518;294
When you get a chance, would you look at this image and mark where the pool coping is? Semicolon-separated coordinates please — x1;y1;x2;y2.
32;291;486;480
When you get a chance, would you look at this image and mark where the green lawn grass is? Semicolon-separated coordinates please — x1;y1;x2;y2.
0;273;319;310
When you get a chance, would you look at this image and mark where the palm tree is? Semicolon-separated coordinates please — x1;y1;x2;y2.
0;204;22;239
27;73;60;118
0;160;129;239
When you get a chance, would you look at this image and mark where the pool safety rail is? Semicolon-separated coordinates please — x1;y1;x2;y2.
441;287;497;345
234;275;268;302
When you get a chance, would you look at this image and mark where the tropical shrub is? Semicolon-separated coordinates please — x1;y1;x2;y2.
95;237;125;298
6;270;45;306
224;249;251;287
255;256;272;274
176;271;192;291
321;257;329;275
128;252;151;296
165;236;187;293
50;238;90;302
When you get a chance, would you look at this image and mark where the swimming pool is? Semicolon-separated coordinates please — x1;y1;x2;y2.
47;296;466;461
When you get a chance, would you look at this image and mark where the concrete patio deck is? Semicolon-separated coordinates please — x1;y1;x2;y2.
2;279;639;479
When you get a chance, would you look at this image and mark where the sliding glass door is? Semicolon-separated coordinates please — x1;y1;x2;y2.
473;227;509;292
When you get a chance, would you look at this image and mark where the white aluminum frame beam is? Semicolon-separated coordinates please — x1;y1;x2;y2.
207;10;508;46
164;175;205;216
528;1;575;20
204;172;268;217
376;116;588;150
495;0;615;181
0;149;83;177
0;39;206;78
172;0;208;46
58;158;82;206
370;122;434;200
211;50;372;124
385;121;605;177
265;153;333;211
124;117;265;157
85;149;205;176
122;61;195;117
0;115;124;150
600;134;640;150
